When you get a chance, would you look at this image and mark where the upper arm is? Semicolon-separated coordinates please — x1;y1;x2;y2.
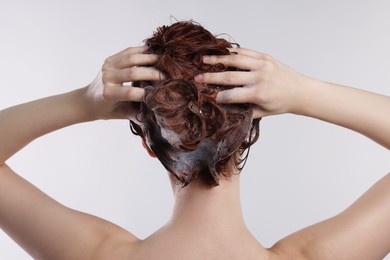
0;164;138;259
272;173;390;260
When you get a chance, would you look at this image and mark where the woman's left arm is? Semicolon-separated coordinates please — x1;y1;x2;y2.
0;88;95;164
0;46;160;164
0;46;160;259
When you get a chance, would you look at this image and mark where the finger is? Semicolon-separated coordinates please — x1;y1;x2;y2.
105;53;159;70
103;84;145;102
104;46;146;65
116;53;159;69
203;54;261;70
104;67;163;84
195;71;257;86
114;46;149;57
228;48;268;59
216;87;257;104
126;45;149;54
104;45;157;68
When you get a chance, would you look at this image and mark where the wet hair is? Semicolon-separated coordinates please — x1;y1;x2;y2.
130;21;260;187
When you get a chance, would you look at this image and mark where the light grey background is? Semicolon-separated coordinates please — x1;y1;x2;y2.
1;0;389;259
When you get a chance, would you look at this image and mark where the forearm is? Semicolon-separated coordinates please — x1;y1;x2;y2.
0;87;96;164
297;79;390;149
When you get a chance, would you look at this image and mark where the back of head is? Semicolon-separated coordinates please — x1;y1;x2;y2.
130;21;260;187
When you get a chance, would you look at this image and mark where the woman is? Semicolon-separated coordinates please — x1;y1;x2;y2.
0;21;389;259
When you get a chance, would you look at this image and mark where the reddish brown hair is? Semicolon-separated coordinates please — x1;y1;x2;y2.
130;21;260;186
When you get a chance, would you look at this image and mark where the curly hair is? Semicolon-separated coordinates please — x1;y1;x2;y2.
130;21;260;187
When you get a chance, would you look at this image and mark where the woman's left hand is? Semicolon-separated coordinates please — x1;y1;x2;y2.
86;46;162;120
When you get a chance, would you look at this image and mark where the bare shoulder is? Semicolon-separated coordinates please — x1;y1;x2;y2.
92;228;140;260
84;216;142;260
0;164;140;259
270;173;390;260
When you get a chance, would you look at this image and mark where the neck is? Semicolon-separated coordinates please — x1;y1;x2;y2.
160;173;270;258
168;174;252;241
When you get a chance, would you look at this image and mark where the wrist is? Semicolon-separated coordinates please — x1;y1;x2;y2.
68;87;101;122
291;77;327;117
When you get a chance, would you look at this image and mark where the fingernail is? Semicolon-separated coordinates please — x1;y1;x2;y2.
203;56;210;62
194;74;203;82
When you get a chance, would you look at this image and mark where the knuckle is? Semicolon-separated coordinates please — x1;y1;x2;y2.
223;72;235;84
201;73;211;82
102;85;113;101
127;67;135;78
253;91;263;105
231;54;240;62
102;57;114;71
127;54;137;65
262;53;273;61
254;87;268;104
221;92;234;103
102;62;109;72
253;71;264;82
222;55;233;64
125;46;135;52
101;71;112;84
206;55;219;64
254;52;264;59
207;55;217;63
262;58;275;71
125;87;140;101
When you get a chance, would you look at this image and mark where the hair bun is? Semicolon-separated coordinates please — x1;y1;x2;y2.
145;79;224;151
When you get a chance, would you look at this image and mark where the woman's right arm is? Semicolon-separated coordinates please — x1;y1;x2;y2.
295;79;390;149
195;48;390;259
195;48;390;149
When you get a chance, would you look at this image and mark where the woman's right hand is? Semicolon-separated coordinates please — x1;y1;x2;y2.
194;48;313;118
195;47;390;149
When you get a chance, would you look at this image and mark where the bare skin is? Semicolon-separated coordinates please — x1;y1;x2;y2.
0;46;389;259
